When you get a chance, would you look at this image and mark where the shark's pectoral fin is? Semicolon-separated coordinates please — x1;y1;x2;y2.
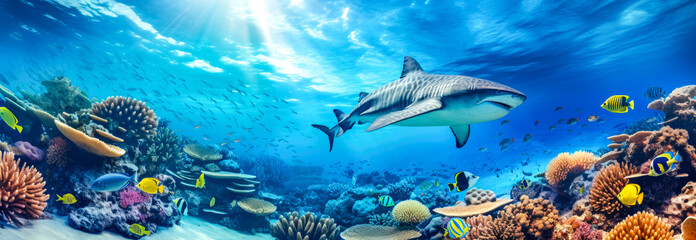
450;124;471;148
366;98;443;132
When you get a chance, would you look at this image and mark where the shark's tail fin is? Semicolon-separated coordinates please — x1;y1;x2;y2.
312;124;337;151
333;109;355;137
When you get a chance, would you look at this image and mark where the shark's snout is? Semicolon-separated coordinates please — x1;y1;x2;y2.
478;87;526;111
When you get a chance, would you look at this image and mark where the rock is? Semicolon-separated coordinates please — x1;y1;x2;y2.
204;163;221;172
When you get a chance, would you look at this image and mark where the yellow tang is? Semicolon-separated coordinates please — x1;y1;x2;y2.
129;223;150;236
579;186;585;194
617;183;643;206
210;197;216;207
601;95;634;113
136;178;163;194
0;107;22;133
56;193;77;204
196;173;205;189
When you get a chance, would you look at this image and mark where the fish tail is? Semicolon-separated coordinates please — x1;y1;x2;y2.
144;230;150;236
312;124;338;152
637;192;643;205
629;100;634;110
158;185;163;193
131;172;138;185
56;194;63;202
447;183;456;192
16;125;22;133
674;151;681;163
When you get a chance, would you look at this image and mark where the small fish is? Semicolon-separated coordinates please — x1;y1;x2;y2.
444;217;471;239
644;86;667;100
601;95;634;113
174;197;188;215
522;134;533;143
447;171;479;192
234;139;241;143
420;181;434;191
90;173;137;192
434;179;440;187
554;106;563;111
196;174;206;189
210;197;216;207
499;138;514;146
566;118;579;125
617;183;643;206
648;151;681;176
557;118;567;124
0;107;23;133
519;179;531;189
136;178;163;194
378;195;395;207
129;223;150;236
579;185;585;194
478;147;487;152
522;171;532;176
534;120;540;126
220;142;228;146
194;125;201;129
500;120;510;125
56;193;77;204
549;125;556;130
369;189;373;195
587;116;599;122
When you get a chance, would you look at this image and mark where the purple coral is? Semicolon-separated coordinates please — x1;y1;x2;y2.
14;141;44;162
119;186;150;208
572;221;603;240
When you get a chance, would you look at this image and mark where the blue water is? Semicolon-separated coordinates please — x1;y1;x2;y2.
1;0;695;239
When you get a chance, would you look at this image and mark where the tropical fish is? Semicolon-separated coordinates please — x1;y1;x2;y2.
90;173;137;192
420;181;434;191
174;197;188;215
566;118;579;125
210;197;216;207
534;120;540;126
601;95;634;113
434;179;440;187
549;125;556;130
194;125;201;129
444;217;471;239
617;183;644;206
136;178;163;194
579;185;585;194
501;120;510;125
499;138;514;146
129;223;150;236
554;106;563;111
378;195;395;207
587;116;599;122
56;193;77;204
234;139;241;143
478;147;487;152
369;189;373;195
648;152;681;176
196;173;205;189
0;107;22;133
644;86;667;100
522;134;533;143
519;179;531;189
447;171;479;192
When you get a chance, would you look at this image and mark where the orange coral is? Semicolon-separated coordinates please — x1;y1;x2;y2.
0;151;49;226
504;195;560;239
463;215;493;240
477;213;524;240
589;162;638;217
545;151;598;189
605;211;673;240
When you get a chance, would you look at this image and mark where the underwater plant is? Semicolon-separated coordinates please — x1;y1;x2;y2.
0;151;49;226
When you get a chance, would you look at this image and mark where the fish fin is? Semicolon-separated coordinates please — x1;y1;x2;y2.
131;172;138;185
16;125;22;133
358;92;369;102
56;194;63;202
400;56;424;78
447;183;456;192
637;192;643;205
366;98;443;132
311;124;337;152
674;152;681;163
629;100;634;110
158;185;163;193
450;125;471;148
332;109;346;122
145;230;150;236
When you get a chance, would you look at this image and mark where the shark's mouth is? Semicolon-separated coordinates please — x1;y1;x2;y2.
486;100;513;110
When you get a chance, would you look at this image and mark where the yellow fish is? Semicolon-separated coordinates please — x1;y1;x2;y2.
129;223;150;236
196;173;205;189
434;179;440;187
617;183;643;206
0;107;22;133
210;197;216;207
601;95;634;113
579;186;585;194
56;193;77;204
136;178;163;194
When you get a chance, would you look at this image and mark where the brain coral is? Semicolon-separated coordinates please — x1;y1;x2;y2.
464;188;497;205
605;211;673;240
391;200;431;224
0;151;50;226
90;96;158;142
589;162;638;217
545;151;598;189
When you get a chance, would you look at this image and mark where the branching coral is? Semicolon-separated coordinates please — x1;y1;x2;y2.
137;128;181;174
90;96;158;142
605;211;673;240
391;200;431;224
238;154;287;188
270;211;339;240
545;151;598;189
589;162;638;217
368;213;398;227
340;224;420;240
18;76;92;115
0;151;49;226
47;137;70;167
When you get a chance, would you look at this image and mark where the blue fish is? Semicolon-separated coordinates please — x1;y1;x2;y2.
378;195;395;207
444;217;471;238
648;152;680;176
90;173;137;192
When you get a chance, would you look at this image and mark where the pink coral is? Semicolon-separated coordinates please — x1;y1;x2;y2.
119;186;150;208
572;221;603;240
47;137;70;167
13;141;44;162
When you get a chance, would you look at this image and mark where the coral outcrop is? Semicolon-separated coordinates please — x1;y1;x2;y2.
340;224;420;240
463;215;493;240
391;200;431;224
270;211;339;240
660;181;696;233
589;162;638;217
0;151;49;226
19;76;92;115
502;195;559;239
605;211;673;240
545;151;597;190
476;212;524;240
464;188;496;205
137;128;181;174
649;85;696;146
47;137;70;167
90;96;158;142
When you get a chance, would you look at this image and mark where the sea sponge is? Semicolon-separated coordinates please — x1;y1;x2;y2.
464;188;496;205
271;211;339;240
13;141;44;162
340;224;421;240
0;151;50;226
502;195;559;239
237;198;276;216
391;200;431;224
545;151;598;189
589;162;638;217
183;143;222;161
90;96;158;142
463;215;493;240
605;211;673;240
47;137;70;167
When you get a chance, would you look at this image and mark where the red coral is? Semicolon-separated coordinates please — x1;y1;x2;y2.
47;137;70;167
572;221;603;240
119;186;150;208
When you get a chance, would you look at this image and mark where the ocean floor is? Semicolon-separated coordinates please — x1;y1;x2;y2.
3;216;273;240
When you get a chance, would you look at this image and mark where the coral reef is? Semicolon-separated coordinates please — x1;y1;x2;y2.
46;137;70;167
545;151;597;190
13;141;44;162
464;187;496;205
589;162;638;217
463;215;493;240
183;143;222;161
18;76;92;115
0;151;49;226
340;224;421;240
502;195;559;239
649;85;696;145
391;200;431;224
136;127;181;174
386;177;416;201
119;186;150;208
55;120;126;157
90;96;158;143
683;216;696;240
476;213;524;240
571;221;604;240
238;154;287;189
605;211;673;240
270;211;339;240
659;181;696;233
369;213;398;227
433;199;513;217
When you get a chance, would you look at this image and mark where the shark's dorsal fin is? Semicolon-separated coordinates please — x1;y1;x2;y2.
401;56;424;78
358;92;369;102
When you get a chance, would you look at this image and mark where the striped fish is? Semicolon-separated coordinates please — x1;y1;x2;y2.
644;86;667;100
519;179;531;189
648;151;680;176
445;217;471;238
601;95;634;113
174;198;188;215
378;195;395;207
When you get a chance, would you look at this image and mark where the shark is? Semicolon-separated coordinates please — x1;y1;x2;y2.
312;56;526;151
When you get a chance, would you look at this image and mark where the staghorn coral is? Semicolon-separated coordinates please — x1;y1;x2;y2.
589;162;638;217
137;128;181;174
237;198;277;216
463;215;493;240
502;195;559;239
340;224;420;240
368;213;398;227
391;200;431;224
90;96;158;142
464;187;496;205
0;151;49;226
270;211;339;240
545;151;598;189
47;137;70;167
605;211;673;240
18;76;92;115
